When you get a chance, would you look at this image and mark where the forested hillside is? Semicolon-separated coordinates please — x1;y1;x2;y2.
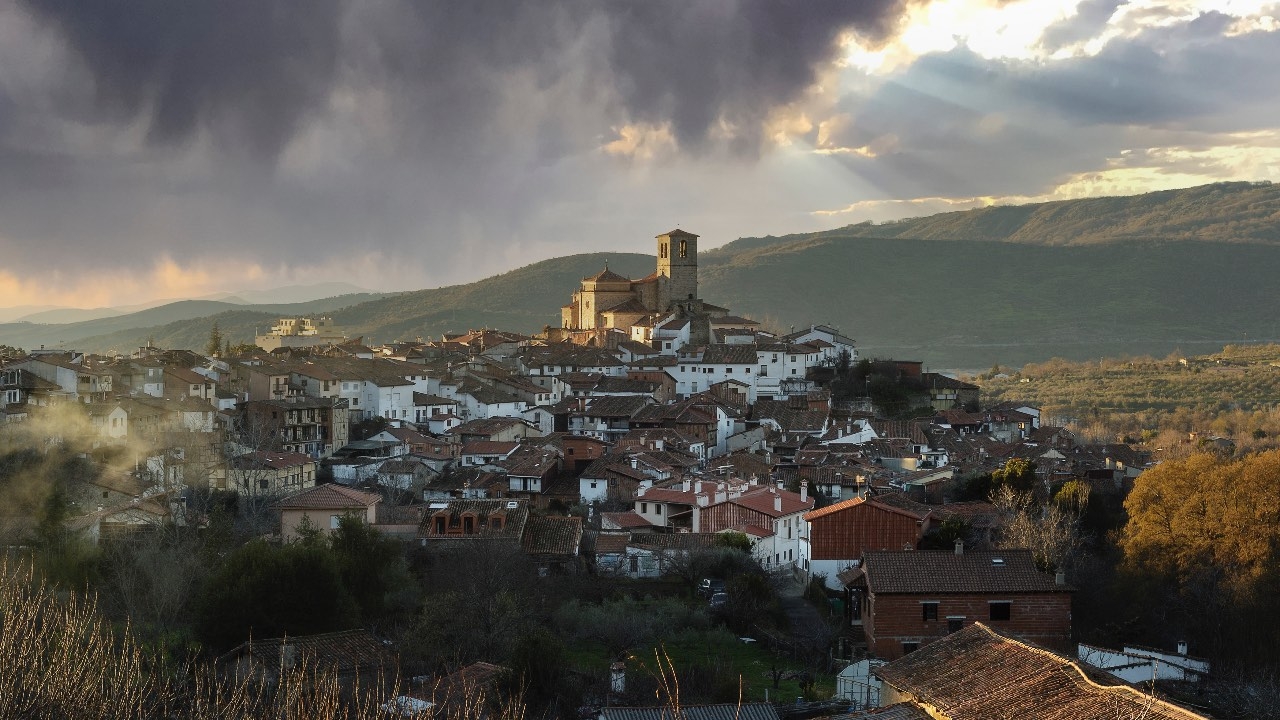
17;182;1280;368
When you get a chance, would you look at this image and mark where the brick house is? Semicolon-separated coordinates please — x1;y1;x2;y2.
850;548;1071;660
805;494;932;590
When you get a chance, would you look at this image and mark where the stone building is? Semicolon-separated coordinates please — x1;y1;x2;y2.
559;230;729;346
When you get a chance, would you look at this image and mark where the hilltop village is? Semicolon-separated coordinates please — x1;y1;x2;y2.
0;232;1212;719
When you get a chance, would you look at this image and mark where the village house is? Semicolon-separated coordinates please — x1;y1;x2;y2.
240;397;350;459
805;494;932;590
276;483;381;541
848;547;1072;660
230;450;318;494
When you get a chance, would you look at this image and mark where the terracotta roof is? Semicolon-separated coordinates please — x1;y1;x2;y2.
600;511;652;530
862;550;1069;595
521;515;583;557
728;487;814;518
867;492;935;520
875;623;1209;720
804;495;865;522
639;487;697;505
593;532;631;554
459;441;520;456
585;267;632;284
276;484;380;510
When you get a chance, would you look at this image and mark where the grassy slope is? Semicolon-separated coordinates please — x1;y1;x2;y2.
820;181;1280;246
978;346;1280;417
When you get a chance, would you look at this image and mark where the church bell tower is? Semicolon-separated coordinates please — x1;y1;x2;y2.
656;229;698;311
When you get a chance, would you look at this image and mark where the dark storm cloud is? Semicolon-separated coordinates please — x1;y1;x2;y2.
19;0;906;160
19;0;346;160
600;1;905;153
0;0;907;289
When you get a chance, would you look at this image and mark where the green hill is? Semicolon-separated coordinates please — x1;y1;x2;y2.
714;181;1280;249
0;294;388;353
22;182;1280;368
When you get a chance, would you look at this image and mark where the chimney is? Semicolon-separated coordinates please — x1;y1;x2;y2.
775;494;783;512
776;479;784;490
1055;570;1066;586
630;457;638;469
1177;641;1188;656
610;661;626;693
800;480;809;503
682;478;691;493
637;485;647;497
696;493;709;507
954;539;964;556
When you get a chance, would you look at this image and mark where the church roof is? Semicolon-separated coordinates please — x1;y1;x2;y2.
657;229;699;238
601;299;649;315
585;267;631;283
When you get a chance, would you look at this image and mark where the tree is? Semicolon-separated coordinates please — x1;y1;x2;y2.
1120;450;1280;660
205;321;224;357
195;538;358;651
991;458;1038;495
328;515;414;626
991;486;1083;573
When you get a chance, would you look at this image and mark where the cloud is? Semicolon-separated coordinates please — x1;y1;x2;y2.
3;0;1280;309
0;0;908;306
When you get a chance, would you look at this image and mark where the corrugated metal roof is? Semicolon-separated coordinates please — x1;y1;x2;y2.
599;703;779;720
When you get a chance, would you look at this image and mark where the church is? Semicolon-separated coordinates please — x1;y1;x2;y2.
558;229;731;346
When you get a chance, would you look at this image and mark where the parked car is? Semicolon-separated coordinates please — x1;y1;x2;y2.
708;592;729;610
698;578;726;598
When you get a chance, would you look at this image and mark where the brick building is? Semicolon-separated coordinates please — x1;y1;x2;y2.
805;494;932;589
849;548;1071;660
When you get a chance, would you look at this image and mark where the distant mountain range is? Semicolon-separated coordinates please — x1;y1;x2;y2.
4;182;1279;368
0;283;375;325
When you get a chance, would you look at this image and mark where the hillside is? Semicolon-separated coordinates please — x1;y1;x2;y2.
706;182;1280;253
19;182;1280;368
0;294;388;353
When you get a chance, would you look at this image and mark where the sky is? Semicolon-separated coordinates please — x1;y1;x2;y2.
1;0;1279;309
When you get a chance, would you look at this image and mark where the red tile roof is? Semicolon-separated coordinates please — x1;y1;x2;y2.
875;623;1208;720
862;550;1068;595
276;484;380;510
521;515;583;557
601;511;652;530
728;487;814;518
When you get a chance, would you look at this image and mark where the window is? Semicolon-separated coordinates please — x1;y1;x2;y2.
590;481;598;489
948;618;964;634
989;602;1011;621
679;239;687;258
434;517;445;534
660;243;667;259
902;642;919;655
922;602;939;621
641;502;648;514
330;515;341;530
630;555;640;572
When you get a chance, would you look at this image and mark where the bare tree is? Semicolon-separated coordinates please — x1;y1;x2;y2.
991;486;1085;573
